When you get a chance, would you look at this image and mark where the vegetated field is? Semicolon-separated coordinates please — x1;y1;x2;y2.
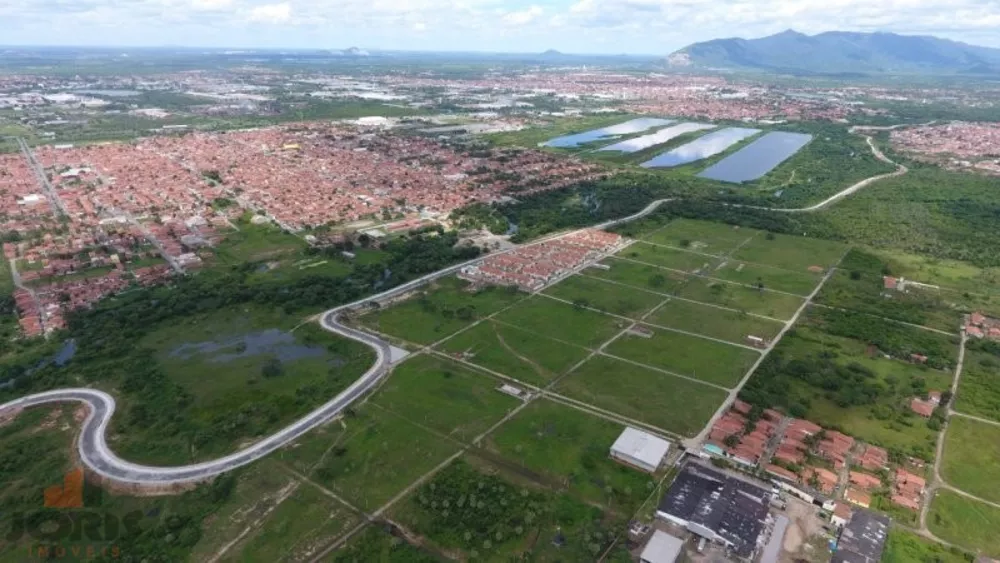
740;323;954;461
213;476;361;563
370;354;519;443
928;489;1000;557
212;217;307;264
494;295;625;348
732;232;846;272
941;416;1000;504
642;219;759;255
646;297;785;344
484;399;657;510
554;355;727;437
122;305;375;464
541;274;664;319
390;458;627;562
882;528;971;563
606;327;758;388
818;249;964;332
360;277;526;346
678;278;805;320
584;258;689;292
711;259;821;296
326;525;441;562
0;405;256;562
954;345;1000;422
436;320;589;387
281;405;460;512
617;242;719;273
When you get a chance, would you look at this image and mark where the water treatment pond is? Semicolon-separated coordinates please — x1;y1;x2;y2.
169;329;333;364
641;127;761;168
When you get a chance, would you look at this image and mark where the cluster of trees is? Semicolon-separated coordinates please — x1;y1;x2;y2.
806;308;957;370
408;461;613;559
0;231;481;462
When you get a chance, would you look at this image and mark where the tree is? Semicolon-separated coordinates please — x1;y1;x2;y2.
648;274;666;288
850;270;862;280
723;434;740;448
261;357;284;378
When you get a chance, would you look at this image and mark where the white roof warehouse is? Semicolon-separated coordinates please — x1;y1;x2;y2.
610;427;671;473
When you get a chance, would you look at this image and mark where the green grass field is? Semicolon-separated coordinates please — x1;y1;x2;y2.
371;354;520;443
485;399;657;510
360;277;526;346
282;406;460;512
617;242;720;273
941;416;1000;504
732;233;846;272
642;219;758;255
542;274;664;319
677;278;805;320
647;297;784;345
928;490;1000;557
882;529;970;563
213;220;306;264
954;350;1000;422
554;355;727;436
494;295;625;348
583;259;689;293
325;526;440;562
710;259;821;296
224;482;362;562
125;305;375;464
606;327;758;388
436;320;589;387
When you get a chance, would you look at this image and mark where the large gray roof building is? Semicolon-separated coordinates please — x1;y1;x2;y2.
656;462;772;559
833;509;890;563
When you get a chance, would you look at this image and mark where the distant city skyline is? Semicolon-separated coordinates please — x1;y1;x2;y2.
3;0;1000;54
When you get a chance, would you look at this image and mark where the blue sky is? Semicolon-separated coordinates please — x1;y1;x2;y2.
3;0;1000;53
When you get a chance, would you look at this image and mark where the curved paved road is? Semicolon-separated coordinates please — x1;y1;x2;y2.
0;127;904;486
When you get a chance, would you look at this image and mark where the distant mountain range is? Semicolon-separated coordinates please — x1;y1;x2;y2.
668;30;1000;75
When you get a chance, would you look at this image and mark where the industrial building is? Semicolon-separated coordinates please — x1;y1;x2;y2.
655;462;773;559
639;530;684;563
609;427;671;473
832;509;890;563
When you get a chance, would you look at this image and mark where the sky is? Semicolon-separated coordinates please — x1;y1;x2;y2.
3;0;1000;54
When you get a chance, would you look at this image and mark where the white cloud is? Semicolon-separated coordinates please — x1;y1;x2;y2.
248;1;290;23
503;5;542;26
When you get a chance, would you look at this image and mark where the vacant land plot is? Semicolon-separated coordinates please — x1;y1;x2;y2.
618;242;719;273
213;220;306;264
437;320;589;387
928;490;1000;557
643;219;758;255
941;417;1000;504
711;259;820;296
678;278;805;320
646;297;785;345
225;483;362;563
360;277;525;346
326;526;440;562
371;354;519;442
732;233;846;272
129;306;375;463
542;274;663;319
555;355;727;436
485;399;656;510
391;458;625;562
584;258;689;293
882;529;970;563
607;327;758;388
282;406;460;512
954;348;1000;422
495;295;625;348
